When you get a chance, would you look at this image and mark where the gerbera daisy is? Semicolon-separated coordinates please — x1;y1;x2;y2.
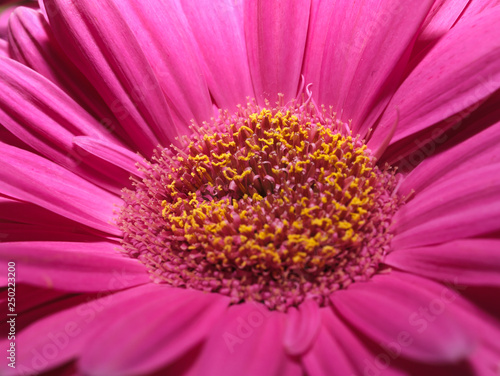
1;0;500;375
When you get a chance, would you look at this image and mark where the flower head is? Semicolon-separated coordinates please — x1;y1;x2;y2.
1;0;500;375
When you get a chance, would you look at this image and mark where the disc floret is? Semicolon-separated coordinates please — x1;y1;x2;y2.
119;101;403;311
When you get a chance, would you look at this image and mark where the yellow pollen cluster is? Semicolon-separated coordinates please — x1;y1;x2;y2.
119;101;402;311
160;109;382;271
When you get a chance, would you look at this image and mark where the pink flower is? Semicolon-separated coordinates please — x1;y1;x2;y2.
1;0;500;375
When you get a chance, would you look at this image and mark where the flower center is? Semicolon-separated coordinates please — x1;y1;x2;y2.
118;101;403;311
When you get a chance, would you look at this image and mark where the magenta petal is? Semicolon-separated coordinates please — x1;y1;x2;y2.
0;143;122;235
0;222;109;242
0;4;15;39
0;57;128;194
399;120;500;196
110;0;213;128
0;57;119;150
44;0;178;154
0;284;65;315
0;38;8;57
303;0;433;134
181;0;254;111
393;163;500;249
0;286;148;375
417;0;469;43
454;0;500;25
302;311;356;376
192;303;299;376
283;299;321;356
331;274;474;363
304;307;407;376
386;271;500;367
0;241;148;291
369;8;500;150
244;0;310;105
385;239;500;286
73;136;146;181
0;196;82;228
80;286;229;376
7;7;122;137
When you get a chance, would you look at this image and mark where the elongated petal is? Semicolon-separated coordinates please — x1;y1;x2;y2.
304;307;407;376
8;7;124;138
0;143;122;235
44;0;177;154
180;0;254;111
80;286;229;376
0;38;8;57
0;241;149;291
385;239;500;286
454;0;500;25
109;0;213;127
192;303;295;376
399;120;500;195
0;286;150;375
0;284;66;315
0;222;106;242
302;311;357;376
244;0;310;105
369;8;500;150
331;274;474;362
73;136;145;186
0;196;82;228
304;0;433;133
380;88;500;167
283;299;321;356
0;57;127;193
393;163;500;249
417;0;469;43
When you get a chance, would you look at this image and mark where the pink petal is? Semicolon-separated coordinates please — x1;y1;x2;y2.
73;136;146;183
331;273;474;362
108;0;213;128
399;120;500;196
393;163;500;249
417;0;469;45
0;143;122;236
191;303;298;376
379;88;500;167
0;4;15;39
0;38;8;57
385;239;500;286
454;0;500;25
304;307;407;376
303;0;433;134
0;196;82;228
0;286;150;375
180;0;254;111
301;310;357;376
244;0;310;105
404;0;470;82
80;286;229;376
43;0;178;154
7;7;124;140
387;271;500;360
0;241;149;291
283;299;321;356
0;222;108;242
0;57;127;194
369;8;500;151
